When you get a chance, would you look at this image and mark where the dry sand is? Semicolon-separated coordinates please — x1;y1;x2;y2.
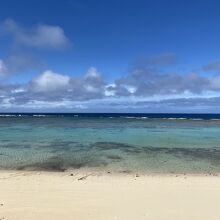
0;171;220;220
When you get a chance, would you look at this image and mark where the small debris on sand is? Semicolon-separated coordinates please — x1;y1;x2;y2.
78;174;91;181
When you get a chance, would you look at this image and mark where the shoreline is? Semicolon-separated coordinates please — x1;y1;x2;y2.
0;168;219;177
1;170;220;220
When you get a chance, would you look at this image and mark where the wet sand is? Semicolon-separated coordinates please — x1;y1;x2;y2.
0;171;220;220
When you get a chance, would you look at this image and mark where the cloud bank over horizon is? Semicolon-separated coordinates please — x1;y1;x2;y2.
1;19;220;112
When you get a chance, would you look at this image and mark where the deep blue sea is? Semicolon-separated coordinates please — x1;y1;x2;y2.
0;113;220;174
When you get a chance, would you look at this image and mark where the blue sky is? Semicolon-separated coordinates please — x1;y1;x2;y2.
1;0;220;112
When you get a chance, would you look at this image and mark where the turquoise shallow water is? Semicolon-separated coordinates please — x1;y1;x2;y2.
0;115;220;174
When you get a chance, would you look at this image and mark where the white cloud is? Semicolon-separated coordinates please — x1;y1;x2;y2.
82;67;104;94
18;24;70;49
31;70;70;92
0;19;70;50
83;85;98;92
104;84;116;96
25;100;87;110
124;85;136;94
84;67;100;79
11;88;25;94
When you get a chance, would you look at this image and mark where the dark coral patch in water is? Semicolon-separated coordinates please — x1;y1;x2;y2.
106;154;123;161
1;143;32;149
16;154;108;172
169;147;220;165
137;146;220;165
90;142;134;150
17;156;66;172
93;141;220;166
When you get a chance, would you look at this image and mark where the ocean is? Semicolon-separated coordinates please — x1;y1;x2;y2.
0;113;220;174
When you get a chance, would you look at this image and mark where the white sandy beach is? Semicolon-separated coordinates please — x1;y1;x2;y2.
0;171;220;220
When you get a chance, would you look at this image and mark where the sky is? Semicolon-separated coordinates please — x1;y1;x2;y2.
1;0;220;112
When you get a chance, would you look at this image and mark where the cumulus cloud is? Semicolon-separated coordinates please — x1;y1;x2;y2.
30;70;70;92
111;62;210;97
2;67;106;108
64;67;105;101
82;67;104;93
0;19;70;50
